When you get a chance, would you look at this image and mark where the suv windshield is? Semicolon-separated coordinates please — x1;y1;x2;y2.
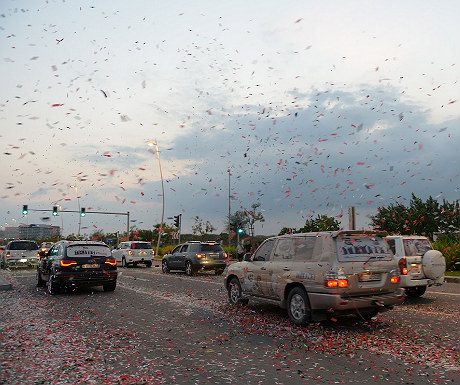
336;236;392;262
9;241;38;250
403;238;432;256
201;244;223;252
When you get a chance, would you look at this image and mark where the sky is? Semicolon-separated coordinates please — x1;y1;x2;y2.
0;0;459;238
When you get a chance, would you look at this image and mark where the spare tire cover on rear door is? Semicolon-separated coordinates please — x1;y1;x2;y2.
422;250;446;280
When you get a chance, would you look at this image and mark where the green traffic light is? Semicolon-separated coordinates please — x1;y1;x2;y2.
22;205;28;215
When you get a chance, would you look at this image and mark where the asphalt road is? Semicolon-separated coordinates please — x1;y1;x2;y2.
1;266;459;385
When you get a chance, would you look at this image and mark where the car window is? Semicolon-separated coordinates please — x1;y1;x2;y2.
292;237;316;261
181;245;189;252
66;244;111;258
171;245;181;254
9;241;38;250
273;238;294;260
252;239;275;261
336;236;392;262
188;244;199;252
403;238;432;256
386;238;396;254
132;242;151;249
201;244;223;252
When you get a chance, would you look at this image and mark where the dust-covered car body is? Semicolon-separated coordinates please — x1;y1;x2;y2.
224;230;404;325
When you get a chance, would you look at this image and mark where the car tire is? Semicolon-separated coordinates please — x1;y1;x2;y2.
47;274;59;295
360;309;379;321
185;261;194;276
145;262;152;268
161;260;170;274
122;258;128;268
228;277;244;305
287;287;311;326
405;286;426;298
103;282;116;292
36;268;46;287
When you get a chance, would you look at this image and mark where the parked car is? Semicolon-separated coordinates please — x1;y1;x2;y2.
111;241;155;267
1;240;39;269
224;230;405;325
36;240;117;294
162;241;227;276
385;235;445;297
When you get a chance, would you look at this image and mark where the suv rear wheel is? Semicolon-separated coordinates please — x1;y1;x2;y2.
287;287;311;326
47;274;59;295
103;282;116;292
185;261;194;276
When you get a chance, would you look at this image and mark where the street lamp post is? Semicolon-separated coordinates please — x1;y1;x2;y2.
228;169;231;248
148;141;165;257
70;184;81;237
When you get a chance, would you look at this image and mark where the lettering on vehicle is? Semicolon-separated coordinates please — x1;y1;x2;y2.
296;271;315;280
74;250;99;255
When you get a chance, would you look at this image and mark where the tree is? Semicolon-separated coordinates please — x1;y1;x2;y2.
191;216;216;240
278;227;296;235
371;194;460;239
230;203;264;242
299;214;341;232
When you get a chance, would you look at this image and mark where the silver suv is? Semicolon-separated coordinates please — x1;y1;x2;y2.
385;235;445;297
224;230;404;325
162;241;227;276
1;240;39;269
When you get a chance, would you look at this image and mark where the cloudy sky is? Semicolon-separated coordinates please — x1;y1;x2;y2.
1;0;459;237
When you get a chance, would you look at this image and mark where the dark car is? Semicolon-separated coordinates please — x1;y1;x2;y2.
162;241;227;276
36;240;117;294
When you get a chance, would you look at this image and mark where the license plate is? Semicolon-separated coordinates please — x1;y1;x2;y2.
82;263;99;269
359;272;381;282
20;258;27;263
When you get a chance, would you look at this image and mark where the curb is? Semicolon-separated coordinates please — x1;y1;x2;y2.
0;270;13;291
444;276;460;284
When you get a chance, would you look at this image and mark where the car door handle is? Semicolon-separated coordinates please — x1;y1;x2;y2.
283;267;290;271
260;267;267;270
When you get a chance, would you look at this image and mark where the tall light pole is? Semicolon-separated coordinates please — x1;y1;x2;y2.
70;184;81;237
228;169;231;248
148;141;165;257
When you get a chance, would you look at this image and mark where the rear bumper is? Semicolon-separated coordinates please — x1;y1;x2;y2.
194;261;227;271
54;271;117;286
400;276;444;288
308;288;405;314
4;258;39;268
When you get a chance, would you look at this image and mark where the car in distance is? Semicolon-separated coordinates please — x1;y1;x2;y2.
385;235;445;297
162;241;228;276
224;230;405;326
36;240;117;294
111;241;155;267
1;240;39;269
39;242;54;257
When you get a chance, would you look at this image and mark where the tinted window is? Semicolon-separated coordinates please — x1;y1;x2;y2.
386;238;396;254
188;244;199;252
201;244;223;252
9;241;38;250
131;242;151;249
253;239;275;261
171;245;181;254
66;245;111;258
337;236;392;262
181;245;189;252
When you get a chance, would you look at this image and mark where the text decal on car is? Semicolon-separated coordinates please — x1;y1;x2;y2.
67;246;111;258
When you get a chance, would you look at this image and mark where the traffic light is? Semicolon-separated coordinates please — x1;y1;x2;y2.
80;208;86;217
22;205;28;215
174;215;180;227
237;223;244;234
52;206;58;216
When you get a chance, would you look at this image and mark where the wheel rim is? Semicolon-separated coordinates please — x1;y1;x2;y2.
290;293;306;321
229;282;240;303
162;260;168;272
186;262;192;275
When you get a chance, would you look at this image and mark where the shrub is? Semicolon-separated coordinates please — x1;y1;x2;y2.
432;235;460;271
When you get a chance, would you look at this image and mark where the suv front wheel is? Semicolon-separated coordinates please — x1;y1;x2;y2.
287;287;311;326
228;277;243;305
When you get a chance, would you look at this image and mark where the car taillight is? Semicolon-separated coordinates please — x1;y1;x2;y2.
128;250;132;255
390;275;400;283
196;253;205;259
223;252;228;258
6;252;11;258
398;258;408;275
151;250;155;255
325;279;349;288
105;259;117;266
60;260;77;267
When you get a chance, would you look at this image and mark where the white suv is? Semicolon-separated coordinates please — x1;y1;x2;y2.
385;235;445;297
112;241;155;268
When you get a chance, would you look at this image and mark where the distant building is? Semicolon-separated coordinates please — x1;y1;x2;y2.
2;224;60;240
